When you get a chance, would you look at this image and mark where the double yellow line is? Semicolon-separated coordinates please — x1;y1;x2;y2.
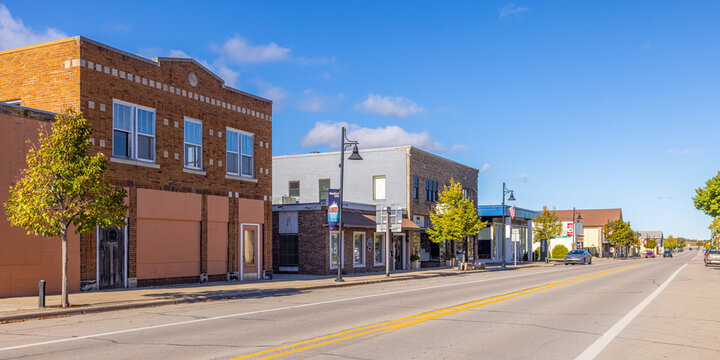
231;262;647;360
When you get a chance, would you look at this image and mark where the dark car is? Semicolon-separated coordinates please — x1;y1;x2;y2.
644;250;655;258
663;249;672;258
564;249;592;265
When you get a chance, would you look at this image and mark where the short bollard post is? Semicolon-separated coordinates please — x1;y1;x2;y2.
38;280;46;308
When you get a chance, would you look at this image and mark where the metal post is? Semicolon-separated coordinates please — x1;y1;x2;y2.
572;207;576;250
386;206;391;277
38;280;46;308
501;182;506;269
514;238;517;266
336;128;346;282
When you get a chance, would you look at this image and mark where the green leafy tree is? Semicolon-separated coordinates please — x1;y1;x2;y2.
603;219;636;257
533;207;563;261
4;108;127;307
428;179;486;262
694;172;720;217
645;237;657;250
664;235;678;249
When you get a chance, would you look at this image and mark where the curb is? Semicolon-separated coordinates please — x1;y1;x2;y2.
0;263;551;323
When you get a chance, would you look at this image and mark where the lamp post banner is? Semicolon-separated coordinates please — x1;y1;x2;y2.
328;189;340;231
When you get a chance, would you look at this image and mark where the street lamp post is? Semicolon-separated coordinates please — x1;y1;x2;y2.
500;182;515;269
336;127;362;282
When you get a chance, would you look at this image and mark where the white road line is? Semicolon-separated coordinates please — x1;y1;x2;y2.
575;263;687;360
0;264;594;352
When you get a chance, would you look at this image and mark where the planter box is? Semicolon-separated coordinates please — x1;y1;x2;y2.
412;260;421;270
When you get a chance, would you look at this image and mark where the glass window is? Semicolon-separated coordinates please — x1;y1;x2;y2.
289;181;300;197
241;133;254;176
374;233;385;265
244;228;255;265
184;118;202;169
413;176;419;199
354;232;365;265
226;129;239;175
373;176;386;200
319;179;330;201
113;101;155;161
330;232;339;268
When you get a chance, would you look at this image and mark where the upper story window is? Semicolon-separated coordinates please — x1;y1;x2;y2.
319;179;330;201
112;100;155;162
184;118;202;169
289;181;300;197
413;176;419;199
425;179;438;202
226;128;254;177
373;176;386;200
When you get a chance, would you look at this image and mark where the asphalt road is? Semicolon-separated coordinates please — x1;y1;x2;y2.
0;249;717;360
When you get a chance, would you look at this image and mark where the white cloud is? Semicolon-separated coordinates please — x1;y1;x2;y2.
217;65;239;87
0;4;67;50
215;35;290;64
449;144;469;153
168;49;191;58
479;163;491;173
499;4;529;18
516;173;529;182
667;148;701;155
356;94;424;119
297;89;344;112
256;82;289;111
300;122;445;152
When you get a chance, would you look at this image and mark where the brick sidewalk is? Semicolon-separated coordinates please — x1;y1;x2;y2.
0;262;559;323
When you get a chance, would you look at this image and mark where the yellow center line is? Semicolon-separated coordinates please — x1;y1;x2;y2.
231;262;647;360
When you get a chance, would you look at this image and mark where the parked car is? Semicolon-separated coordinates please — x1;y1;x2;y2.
663;249;672;258
644;250;655;258
705;249;720;267
564;249;592;265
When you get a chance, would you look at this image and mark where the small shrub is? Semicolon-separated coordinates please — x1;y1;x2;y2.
533;247;541;260
410;254;421;262
552;244;569;259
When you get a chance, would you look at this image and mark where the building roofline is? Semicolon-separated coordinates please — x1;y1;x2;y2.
274;145;479;172
0;102;56;122
0;36;271;104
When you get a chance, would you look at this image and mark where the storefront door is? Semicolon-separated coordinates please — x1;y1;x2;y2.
392;234;405;270
99;226;126;289
241;223;261;280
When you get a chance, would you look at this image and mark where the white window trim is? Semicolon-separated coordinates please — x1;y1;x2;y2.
374;232;385;266
373;175;386;201
353;231;366;267
226;127;255;178
112;99;156;164
329;231;343;270
184;117;203;170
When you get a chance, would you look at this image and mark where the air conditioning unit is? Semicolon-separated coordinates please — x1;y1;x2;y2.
281;196;299;204
413;215;425;228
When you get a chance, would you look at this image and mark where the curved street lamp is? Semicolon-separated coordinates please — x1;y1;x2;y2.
501;182;515;269
336;127;362;282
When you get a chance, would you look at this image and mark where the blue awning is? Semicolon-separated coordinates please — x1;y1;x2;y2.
477;205;538;220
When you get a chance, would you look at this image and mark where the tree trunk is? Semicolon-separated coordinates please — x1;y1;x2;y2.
61;225;69;308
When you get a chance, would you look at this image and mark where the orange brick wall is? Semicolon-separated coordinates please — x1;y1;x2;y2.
0;37;273;291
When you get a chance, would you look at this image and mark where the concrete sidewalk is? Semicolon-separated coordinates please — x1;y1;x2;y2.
0;262;558;323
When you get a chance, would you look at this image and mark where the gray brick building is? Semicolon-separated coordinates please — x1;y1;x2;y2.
272;146;479;268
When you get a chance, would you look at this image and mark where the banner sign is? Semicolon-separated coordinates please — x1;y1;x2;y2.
327;189;340;231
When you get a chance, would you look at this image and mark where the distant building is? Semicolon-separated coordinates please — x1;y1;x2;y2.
272;146;478;266
0;37;272;297
535;208;623;257
637;231;664;253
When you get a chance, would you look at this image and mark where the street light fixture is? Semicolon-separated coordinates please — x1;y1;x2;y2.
336;127;362;282
501;182;515;269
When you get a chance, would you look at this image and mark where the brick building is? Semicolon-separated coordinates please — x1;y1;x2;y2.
272;202;420;275
0;37;273;297
272;146;479;268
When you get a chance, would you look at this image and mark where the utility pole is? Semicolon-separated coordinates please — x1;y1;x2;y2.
386;206;391;277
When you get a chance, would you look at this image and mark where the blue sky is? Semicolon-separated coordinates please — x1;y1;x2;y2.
2;1;719;239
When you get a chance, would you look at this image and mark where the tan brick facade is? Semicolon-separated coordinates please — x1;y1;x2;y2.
0;37;273;294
